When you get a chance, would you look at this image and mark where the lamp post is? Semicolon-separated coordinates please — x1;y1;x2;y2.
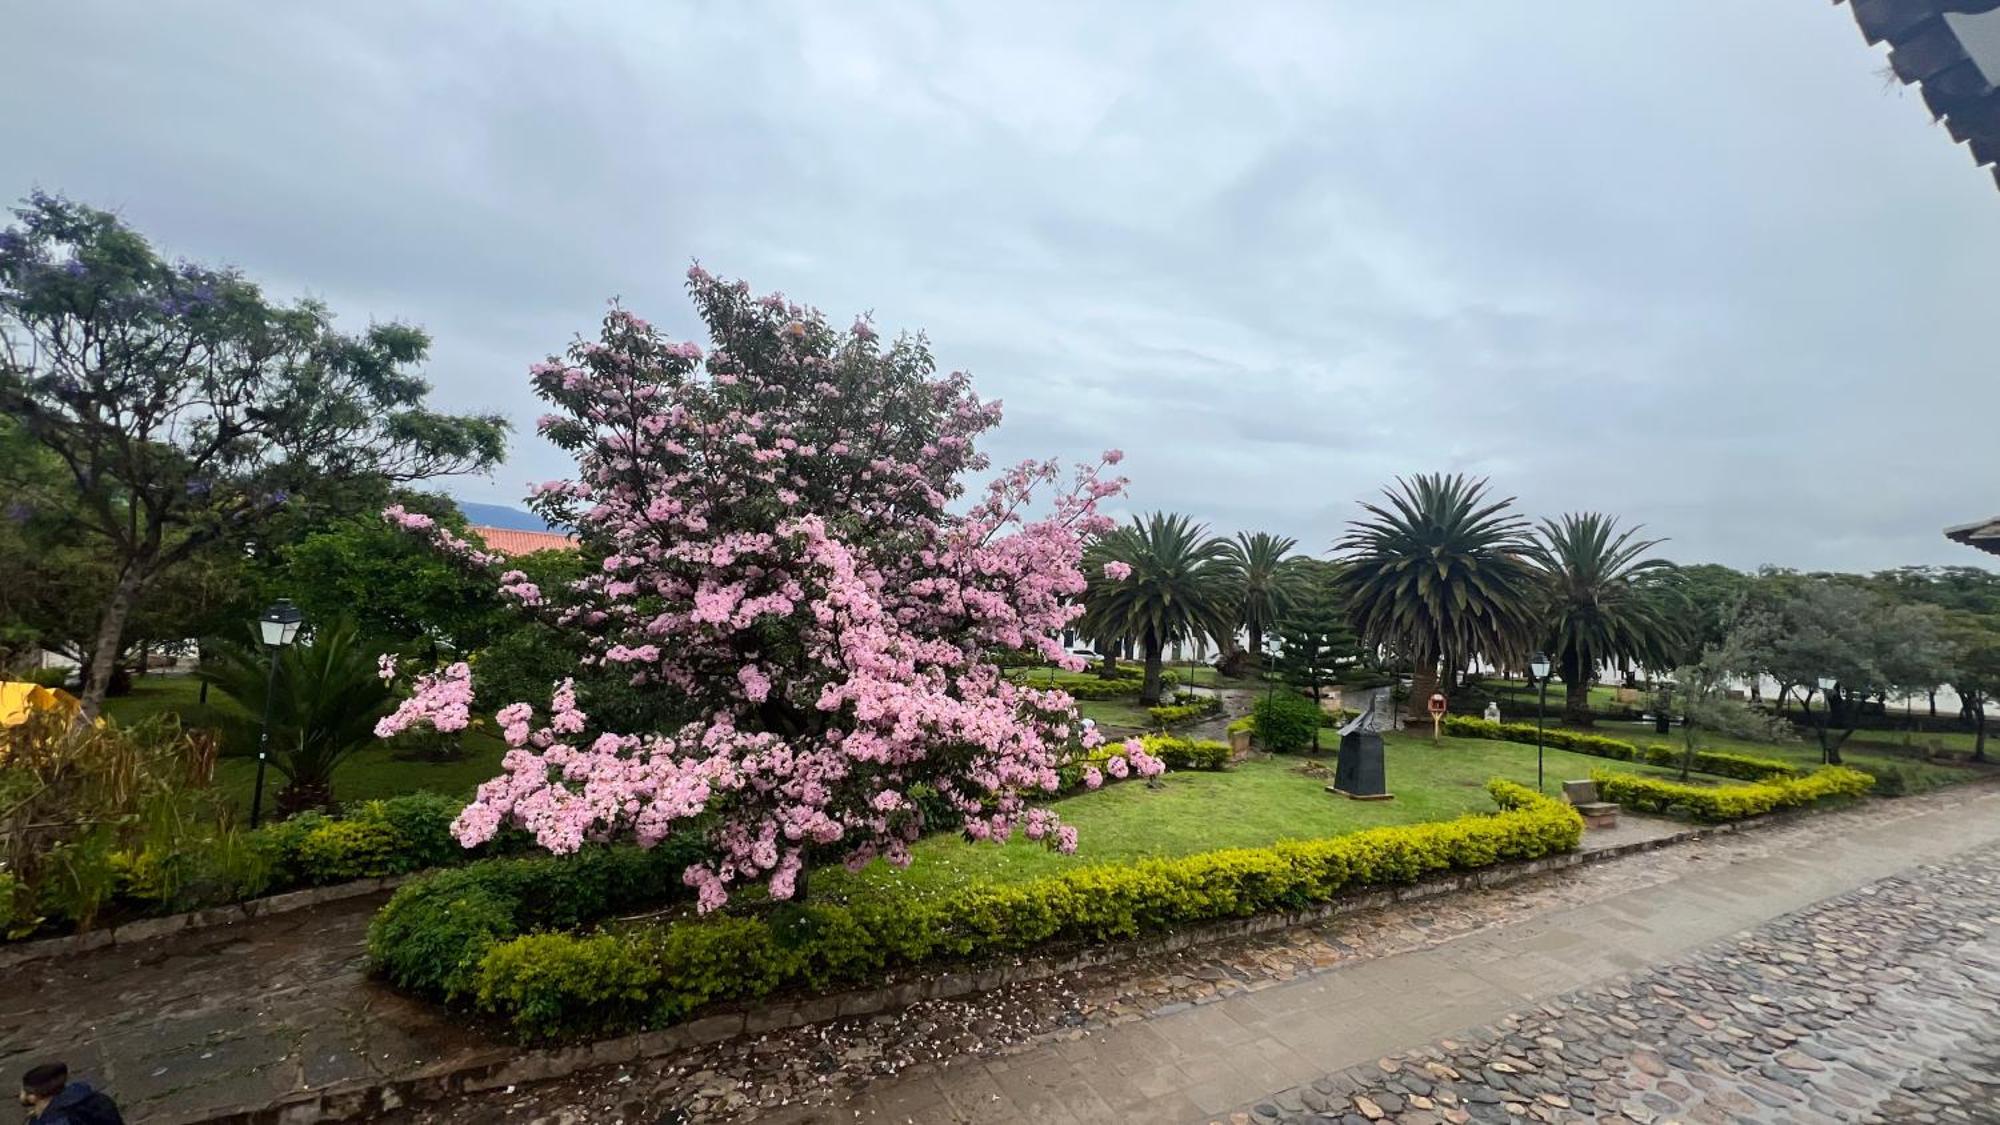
1263;635;1280;704
1816;675;1837;765
249;599;304;829
1529;651;1552;793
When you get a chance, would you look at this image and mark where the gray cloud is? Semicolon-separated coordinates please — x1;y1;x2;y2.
6;0;1996;572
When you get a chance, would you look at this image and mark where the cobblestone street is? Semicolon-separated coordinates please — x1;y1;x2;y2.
1218;845;2000;1124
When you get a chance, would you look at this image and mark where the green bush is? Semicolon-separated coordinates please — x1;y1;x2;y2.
1589;767;1872;823
1136;734;1231;770
1847;761;1914;797
1251;693;1321;752
22;666;72;689
368;839;706;1001
254;792;480;886
1146;694;1220;727
1227;716;1256;735
1442;717;1798;782
460;779;1582;1040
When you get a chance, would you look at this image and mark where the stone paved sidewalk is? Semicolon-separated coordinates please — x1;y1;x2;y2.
1220;845;2000;1123
386;783;2000;1124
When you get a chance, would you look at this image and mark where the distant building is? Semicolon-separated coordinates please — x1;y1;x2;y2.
469;526;578;556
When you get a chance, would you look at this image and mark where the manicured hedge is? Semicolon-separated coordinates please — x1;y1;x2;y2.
1146;693;1221;726
366;839;706;1000
1441;717;1799;782
256;792;479;886
437;781;1581;1040
1589;767;1872;823
1137;733;1232;771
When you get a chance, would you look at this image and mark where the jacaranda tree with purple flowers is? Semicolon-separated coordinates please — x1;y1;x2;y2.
0;193;508;718
382;267;1153;910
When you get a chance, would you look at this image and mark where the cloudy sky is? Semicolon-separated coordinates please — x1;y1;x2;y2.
7;2;1997;572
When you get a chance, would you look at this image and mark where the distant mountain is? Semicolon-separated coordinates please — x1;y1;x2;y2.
455;500;550;531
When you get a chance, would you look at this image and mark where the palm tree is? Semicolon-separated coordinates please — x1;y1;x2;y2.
1336;474;1539;720
1221;531;1305;666
1078;513;1236;704
1530;513;1685;727
198;616;395;813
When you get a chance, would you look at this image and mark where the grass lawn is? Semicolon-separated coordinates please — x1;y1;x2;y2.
825;732;1700;899
100;673;509;817
1073;698;1157;732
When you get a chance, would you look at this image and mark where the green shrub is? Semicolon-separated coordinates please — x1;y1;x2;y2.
1136;734;1231;770
1847;761;1913;797
1442;717;1798;782
1589;767;1872;823
1146;694;1220;727
462;781;1583;1040
23;667;72;689
1227;716;1255;735
368;839;705;1001
1251;693;1320;752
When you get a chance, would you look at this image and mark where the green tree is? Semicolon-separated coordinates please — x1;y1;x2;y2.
1944;612;2000;762
1530;512;1685;727
1220;531;1304;666
1734;581;1950;764
1670;563;1753;665
196;616;393;812
1275;559;1362;751
1659;638;1791;781
0;193;507;718
1079;513;1235;705
1337;474;1539;721
268;500;512;658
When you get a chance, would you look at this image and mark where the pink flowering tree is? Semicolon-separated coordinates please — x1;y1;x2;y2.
382;268;1151;910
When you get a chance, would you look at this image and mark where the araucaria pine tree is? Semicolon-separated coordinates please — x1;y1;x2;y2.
381;268;1148;911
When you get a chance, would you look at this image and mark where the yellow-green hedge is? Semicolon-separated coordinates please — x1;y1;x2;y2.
464;779;1582;1040
1589;767;1873;823
1442;716;1799;782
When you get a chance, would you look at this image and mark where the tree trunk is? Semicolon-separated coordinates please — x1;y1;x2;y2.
1408;661;1437;723
1561;656;1592;728
1928;689;1937;719
1246;624;1263;668
1141;634;1166;705
1099;647;1119;677
79;564;146;721
1974;697;1988;764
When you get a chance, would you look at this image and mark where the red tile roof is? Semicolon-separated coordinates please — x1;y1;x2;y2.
470;526;579;556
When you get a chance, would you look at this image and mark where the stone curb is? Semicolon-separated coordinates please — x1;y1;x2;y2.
0;874;415;971
173;815;1779;1125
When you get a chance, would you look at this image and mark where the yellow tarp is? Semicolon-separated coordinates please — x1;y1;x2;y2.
0;681;85;727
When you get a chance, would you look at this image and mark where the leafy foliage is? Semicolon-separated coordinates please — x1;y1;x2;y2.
1251;691;1323;753
197;616;394;810
1590;766;1873;822
0;192;506;716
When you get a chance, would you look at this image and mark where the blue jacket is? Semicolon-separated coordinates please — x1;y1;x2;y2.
28;1082;123;1125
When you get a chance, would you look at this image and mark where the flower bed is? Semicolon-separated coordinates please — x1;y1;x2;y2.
4;791;503;942
373;780;1582;1040
1441;716;1799;782
1589;767;1873;823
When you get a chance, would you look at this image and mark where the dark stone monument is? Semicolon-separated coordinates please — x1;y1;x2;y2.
1329;697;1393;800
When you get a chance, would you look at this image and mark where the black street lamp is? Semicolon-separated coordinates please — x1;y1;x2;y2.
1529;651;1552;793
249;599;304;829
1816;675;1837;764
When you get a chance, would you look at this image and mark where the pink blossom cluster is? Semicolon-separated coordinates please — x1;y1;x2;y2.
375;661;475;737
386;269;1138;910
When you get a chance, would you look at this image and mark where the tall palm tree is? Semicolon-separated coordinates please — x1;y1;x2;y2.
1530;513;1686;727
1220;531;1305;666
1078;513;1236;704
1336;474;1539;720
